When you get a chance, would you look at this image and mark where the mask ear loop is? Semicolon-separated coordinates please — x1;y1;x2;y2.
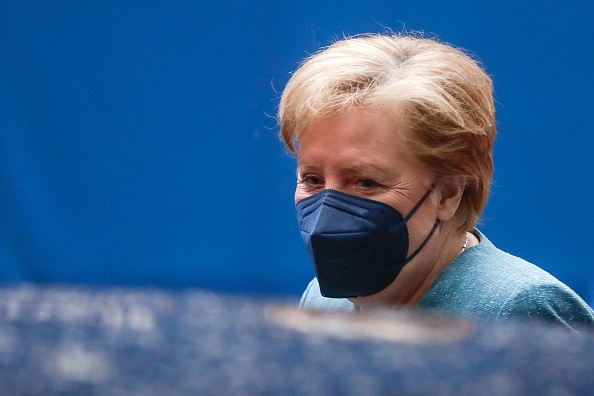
396;187;440;265
391;188;434;233
403;219;440;264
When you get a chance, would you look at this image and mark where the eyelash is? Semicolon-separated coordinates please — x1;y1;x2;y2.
357;179;380;189
299;175;322;186
298;175;382;191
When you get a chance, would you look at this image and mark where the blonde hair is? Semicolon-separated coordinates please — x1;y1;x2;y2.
278;34;496;231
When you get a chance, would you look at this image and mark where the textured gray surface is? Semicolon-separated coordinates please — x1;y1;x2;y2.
0;284;592;395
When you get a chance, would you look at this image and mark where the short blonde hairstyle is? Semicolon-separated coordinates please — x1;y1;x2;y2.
278;34;496;231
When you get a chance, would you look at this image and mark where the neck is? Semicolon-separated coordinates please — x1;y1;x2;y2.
402;225;471;306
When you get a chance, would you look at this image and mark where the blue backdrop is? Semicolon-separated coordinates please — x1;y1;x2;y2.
1;1;593;305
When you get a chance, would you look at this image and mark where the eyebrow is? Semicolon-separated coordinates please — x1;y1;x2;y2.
297;161;393;173
341;163;393;176
296;159;399;179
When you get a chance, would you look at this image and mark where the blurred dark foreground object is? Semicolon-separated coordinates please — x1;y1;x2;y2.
0;285;592;395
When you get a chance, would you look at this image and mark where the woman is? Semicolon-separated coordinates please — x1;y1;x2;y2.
278;34;594;330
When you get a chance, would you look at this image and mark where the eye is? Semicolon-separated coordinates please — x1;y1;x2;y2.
299;174;323;188
356;179;381;189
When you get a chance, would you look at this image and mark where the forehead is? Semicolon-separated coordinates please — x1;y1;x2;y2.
298;108;408;156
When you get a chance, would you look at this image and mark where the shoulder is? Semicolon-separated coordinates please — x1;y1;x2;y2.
299;278;355;311
419;230;594;328
497;283;594;329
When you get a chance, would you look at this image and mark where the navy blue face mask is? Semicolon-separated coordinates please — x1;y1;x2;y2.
296;189;439;298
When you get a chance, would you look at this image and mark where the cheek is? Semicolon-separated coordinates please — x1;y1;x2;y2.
294;185;308;204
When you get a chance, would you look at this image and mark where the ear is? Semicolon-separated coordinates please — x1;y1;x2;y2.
434;178;465;222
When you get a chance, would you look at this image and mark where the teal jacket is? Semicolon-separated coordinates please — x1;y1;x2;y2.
299;231;594;331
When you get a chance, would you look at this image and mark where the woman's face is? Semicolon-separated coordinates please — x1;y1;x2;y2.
295;107;435;218
295;107;442;303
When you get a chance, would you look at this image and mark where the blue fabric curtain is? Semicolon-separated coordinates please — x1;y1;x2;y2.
1;1;593;304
